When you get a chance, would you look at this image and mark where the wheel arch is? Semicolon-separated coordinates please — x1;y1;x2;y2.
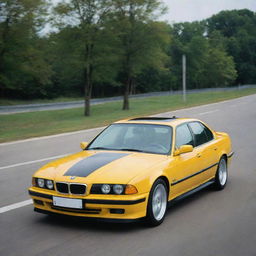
220;153;228;163
155;175;170;196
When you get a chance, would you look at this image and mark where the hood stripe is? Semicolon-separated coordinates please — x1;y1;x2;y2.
64;152;129;177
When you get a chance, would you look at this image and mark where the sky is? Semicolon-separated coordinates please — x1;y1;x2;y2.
161;0;256;23
51;0;256;24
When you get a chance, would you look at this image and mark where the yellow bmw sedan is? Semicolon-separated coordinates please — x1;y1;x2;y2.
28;117;233;226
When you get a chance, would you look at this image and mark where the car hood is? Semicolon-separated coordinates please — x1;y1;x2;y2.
34;150;168;184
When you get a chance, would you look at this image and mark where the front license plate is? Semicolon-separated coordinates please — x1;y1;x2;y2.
53;196;83;209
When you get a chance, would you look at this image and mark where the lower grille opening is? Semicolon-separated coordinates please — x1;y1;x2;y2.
51;205;101;214
110;209;125;214
34;199;44;206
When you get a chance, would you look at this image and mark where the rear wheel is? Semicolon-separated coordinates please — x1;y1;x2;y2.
146;179;168;227
214;157;228;190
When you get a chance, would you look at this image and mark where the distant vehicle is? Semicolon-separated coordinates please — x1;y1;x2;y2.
28;117;233;226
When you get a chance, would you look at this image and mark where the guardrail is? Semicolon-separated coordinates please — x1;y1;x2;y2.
0;84;255;114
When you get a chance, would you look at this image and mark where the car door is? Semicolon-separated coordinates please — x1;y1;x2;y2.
168;123;202;200
188;121;219;184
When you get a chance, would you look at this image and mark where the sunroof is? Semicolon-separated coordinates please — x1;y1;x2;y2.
129;117;177;122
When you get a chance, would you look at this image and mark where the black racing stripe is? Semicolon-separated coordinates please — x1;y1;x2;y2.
64;152;129;177
171;163;218;186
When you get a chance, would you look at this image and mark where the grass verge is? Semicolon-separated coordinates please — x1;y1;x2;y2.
1;88;255;143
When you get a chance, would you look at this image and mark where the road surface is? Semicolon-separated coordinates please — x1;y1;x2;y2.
0;94;256;256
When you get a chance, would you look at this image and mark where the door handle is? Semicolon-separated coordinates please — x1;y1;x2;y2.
197;153;201;158
214;147;218;151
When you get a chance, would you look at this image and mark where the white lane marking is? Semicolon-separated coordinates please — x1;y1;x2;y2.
198;110;219;115
230;102;249;107
0;126;106;146
0;153;72;170
0;199;32;214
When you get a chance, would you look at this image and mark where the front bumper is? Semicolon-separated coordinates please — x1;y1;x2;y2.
28;187;148;220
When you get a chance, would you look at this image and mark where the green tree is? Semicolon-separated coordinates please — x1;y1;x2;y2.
46;24;119;99
53;0;116;116
203;30;237;87
169;21;237;89
111;0;168;110
207;9;256;84
0;0;51;98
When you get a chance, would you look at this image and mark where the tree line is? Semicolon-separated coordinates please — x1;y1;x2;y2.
0;0;255;115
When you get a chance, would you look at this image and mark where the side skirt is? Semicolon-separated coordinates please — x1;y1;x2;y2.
168;179;215;206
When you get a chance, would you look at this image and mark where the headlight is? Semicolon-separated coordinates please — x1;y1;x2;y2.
37;178;45;188
101;184;111;194
46;180;54;190
91;184;136;195
113;184;123;195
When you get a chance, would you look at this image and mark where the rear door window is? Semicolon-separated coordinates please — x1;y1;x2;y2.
188;122;213;146
203;125;214;141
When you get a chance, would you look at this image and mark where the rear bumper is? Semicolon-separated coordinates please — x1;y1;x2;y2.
28;188;148;220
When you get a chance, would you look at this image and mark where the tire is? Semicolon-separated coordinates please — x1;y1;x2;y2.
214;156;228;190
146;179;168;227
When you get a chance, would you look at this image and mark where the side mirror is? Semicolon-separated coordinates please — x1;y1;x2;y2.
173;145;193;156
80;142;89;150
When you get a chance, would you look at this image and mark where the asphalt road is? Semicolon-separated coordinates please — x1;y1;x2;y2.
0;94;256;256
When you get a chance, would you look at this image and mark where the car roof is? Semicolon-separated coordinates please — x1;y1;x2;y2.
114;117;200;127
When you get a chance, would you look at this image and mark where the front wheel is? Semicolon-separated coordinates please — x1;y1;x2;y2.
214;157;228;190
146;179;168;227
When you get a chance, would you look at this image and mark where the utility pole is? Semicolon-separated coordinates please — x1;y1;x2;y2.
182;54;187;102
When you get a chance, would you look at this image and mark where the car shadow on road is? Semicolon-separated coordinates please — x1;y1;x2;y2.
36;211;145;233
166;185;215;216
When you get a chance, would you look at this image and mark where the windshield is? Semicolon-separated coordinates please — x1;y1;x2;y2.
88;123;173;154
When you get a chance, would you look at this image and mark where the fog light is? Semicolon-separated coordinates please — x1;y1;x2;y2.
37;178;45;188
110;208;125;214
101;184;111;194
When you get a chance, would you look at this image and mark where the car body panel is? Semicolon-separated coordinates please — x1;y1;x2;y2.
34;150;167;187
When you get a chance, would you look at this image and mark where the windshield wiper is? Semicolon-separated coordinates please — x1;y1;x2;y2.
119;148;145;153
88;147;115;150
89;147;146;153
